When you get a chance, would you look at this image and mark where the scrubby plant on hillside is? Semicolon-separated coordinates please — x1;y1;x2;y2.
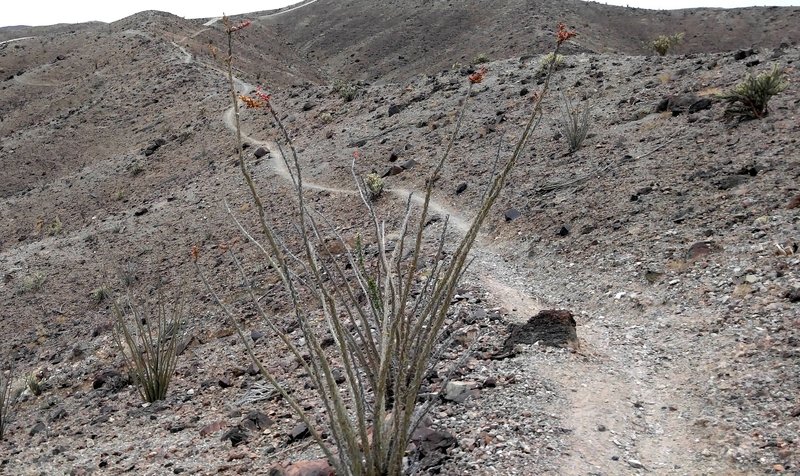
18;271;46;294
363;172;384;200
196;17;575;476
112;290;184;403
473;52;490;64
332;78;360;102
557;93;592;153
538;52;564;76
650;32;684;56
719;64;787;119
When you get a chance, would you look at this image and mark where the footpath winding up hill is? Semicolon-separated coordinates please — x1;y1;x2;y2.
0;1;798;474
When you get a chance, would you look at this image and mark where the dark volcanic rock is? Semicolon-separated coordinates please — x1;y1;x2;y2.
253;147;269;158
504;208;521;222
733;48;756;60
382;165;404;178
289;422;310;442
388;103;404;116
686;241;718;260
410;426;458;472
143;138;166;156
655;94;713;115
503;310;579;351
221;426;248;447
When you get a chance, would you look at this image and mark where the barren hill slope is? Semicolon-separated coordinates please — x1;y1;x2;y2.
259;0;800;81
0;2;798;475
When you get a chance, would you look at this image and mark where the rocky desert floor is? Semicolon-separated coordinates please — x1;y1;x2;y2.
0;2;798;475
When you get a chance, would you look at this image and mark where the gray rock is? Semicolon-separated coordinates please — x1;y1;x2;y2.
289;422;310;441
444;381;479;403
400;159;417;170
382;165;404;178
504;208;521;222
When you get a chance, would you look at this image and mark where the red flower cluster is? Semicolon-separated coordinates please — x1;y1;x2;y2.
229;20;252;33
469;66;488;84
557;23;577;45
255;86;271;104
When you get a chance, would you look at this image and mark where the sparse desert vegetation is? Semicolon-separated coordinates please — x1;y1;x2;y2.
650;32;684;56
719;64;788;118
0;2;798;475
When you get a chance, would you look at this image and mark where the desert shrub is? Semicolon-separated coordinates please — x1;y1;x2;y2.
651;32;684;56
46;216;63;236
363;172;384;200
200;17;575;476
25;370;43;396
128;161;144;177
473;52;489;64
0;366;13;440
719;64;787;119
538;52;564;76
91;286;111;304
557;93;592;153
112;290;184;402
332;79;359;102
19;272;46;294
118;262;138;287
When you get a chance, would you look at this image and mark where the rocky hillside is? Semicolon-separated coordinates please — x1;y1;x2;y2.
0;2;798;475
259;0;800;81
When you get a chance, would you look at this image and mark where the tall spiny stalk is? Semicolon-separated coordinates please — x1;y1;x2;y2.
195;17;575;475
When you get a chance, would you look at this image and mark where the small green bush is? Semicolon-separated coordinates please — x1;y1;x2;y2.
363;172;384;200
112;291;184;402
129;161;144;177
25;370;42;396
46;216;63;236
651;33;684;56
473;53;489;64
91;286;111;304
19;272;46;294
332;79;359;102
719;65;787;119
538;52;564;76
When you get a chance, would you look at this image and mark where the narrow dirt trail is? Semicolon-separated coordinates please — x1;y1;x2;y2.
220;102;713;475
0;36;35;46
169;15;727;475
258;0;321;19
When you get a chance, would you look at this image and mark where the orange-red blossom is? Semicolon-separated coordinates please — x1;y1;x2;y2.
228;20;252;33
239;94;264;109
469;66;488;84
557;23;577;44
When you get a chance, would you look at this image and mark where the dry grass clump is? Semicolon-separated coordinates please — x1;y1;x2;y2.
558;93;591;153
112;290;184;403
